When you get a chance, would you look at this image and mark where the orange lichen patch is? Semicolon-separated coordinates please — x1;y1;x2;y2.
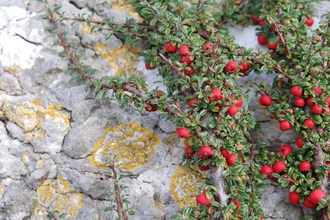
0;186;2;194
81;23;99;36
89;122;159;170
94;43;142;77
34;176;83;218
170;165;204;209
108;0;142;21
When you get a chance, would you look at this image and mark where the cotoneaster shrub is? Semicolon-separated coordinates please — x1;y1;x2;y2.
39;0;330;219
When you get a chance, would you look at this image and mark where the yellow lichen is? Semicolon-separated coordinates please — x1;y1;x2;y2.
34;176;83;218
89;122;159;170
37;160;44;167
94;44;143;77
7;66;19;73
21;151;30;163
81;23;99;36
108;0;142;21
170;165;204;209
0;186;2;194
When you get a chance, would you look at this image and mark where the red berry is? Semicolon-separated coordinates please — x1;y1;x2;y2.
188;98;199;109
279;144;292;157
221;149;231;159
178;44;190;56
304;16;314;27
196;193;211;206
290;85;303;97
259;19;266;27
144;103;158;112
233;200;241;209
202;44;213;57
309;189;326;204
303;119;315;129
289;190;300;205
180;55;193;65
279;120;291;131
208;89;223;102
165;41;177;53
228;105;239;116
267;40;279;51
227;154;236;165
326;97;330;106
183;68;194;77
225;61;238;74
145;62;155;70
293;97;305;107
260;165;273;177
197;145;213;159
257;33;268;45
296;137;304;148
250;14;259;23
260;95;273;106
299;160;311;172
156;90;165;95
311;105;323;114
176;127;189;138
234;98;243;108
238;61;251;75
185;146;194;158
270;24;276;32
313;87;323;95
199;165;210;171
303;198;317;208
272;161;287;174
306;96;315;107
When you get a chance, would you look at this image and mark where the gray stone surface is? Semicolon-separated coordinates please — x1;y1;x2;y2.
0;1;328;220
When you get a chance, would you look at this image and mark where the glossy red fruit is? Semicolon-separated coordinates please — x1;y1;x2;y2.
221;149;231;159
176;127;189;138
257;33;268;45
197;145;213;159
178;44;190;56
202;43;213;57
267;41;279;51
233;200;241;209
228;105;239;116
279;144;292;157
225;61;238;74
180;55;193;65
326;97;330;106
312;105;323;114
238;61;251;75
279;120;291;131
188;98;199;109
208;89;223;102
165;41;177;53
306;96;315;107
305;16;314;27
231;97;243;107
272;161;287;174
199;165;210;171
289;190;300;205
293;97;305;107
313;87;323;95
290;85;303;97
296;137;304;148
299;160;311;172
227;154;236;165
185;146;194;158
303;198;317;208
144;103;158;112
270;24;276;32
309;189;326;204
260;165;273;177
250;14;259;23
260;95;273;106
196;193;211;206
157;90;165;95
183;68;194;77
259;19;266;27
145;62;155;70
303;119;315;129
